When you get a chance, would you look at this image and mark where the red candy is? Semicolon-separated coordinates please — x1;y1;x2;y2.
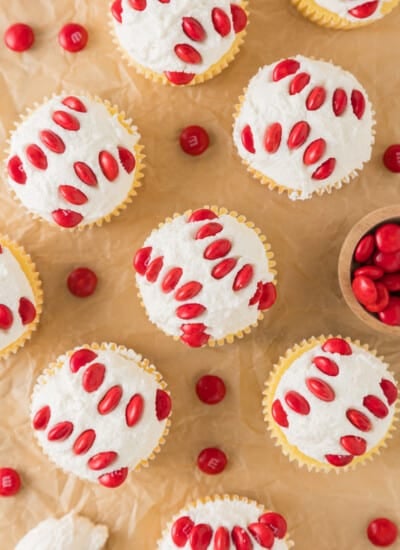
354;234;375;263
289;72;311;95
125;394;144;427
231;526;253;550
375;224;400;254
32;406;51;431
73;429;96;455
312;356;339;376
82;363;105;393
7;155;26;184
340;435;367;455
174;44;202;64
19;297;36;325
380;379;398;405
363;395;389;419
58;23;88;53
305;377;335;402
70;348;97;373
273;59;300;82
180;126;210;156
48;421;74;441
258;282;277;310
59;185;88;206
0;305;13;330
197;447;227;475
182;17;206;42
88;451;118;471
353;265;384;280
287;121;310;149
231;4;248;33
99;151;119;181
332;88;348;116
381;273;400;292
214;526;230;550
67;267;97;298
53;110;80;131
195;222;223;240
349;1;379;19
379;297;400;326
312;158;336;180
272;399;289;428
134;247;152;276
303;139;326;166
98;466;128;488
26;144;47;170
118;146;136;173
129;0;147;9
374;250;400;274
162;267;183;292
62;96;87;113
155;389;172;420
98;385;123;415
4;23;34;52
176;303;206;320
190;524;213;550
74;161;97;186
188;209;218;222
247;522;274;548
322;338;352;355
0;468;21;497
264;123;282;153
233;264;254;291
306;86;326;111
383;145;400;173
146;257;164;282
164;71;195;85
196;375;226;404
351;90;366;119
259;512;287;539
204;239;232;260
40;130;66;154
180;331;209;348
325;454;353;467
212;258;238;279
365;283;389;314
175;281;202;301
241;125;255;154
212;8;231;36
367;517;398;547
346;409;372;432
352;275;378;305
285;390;310;415
171;516;194;546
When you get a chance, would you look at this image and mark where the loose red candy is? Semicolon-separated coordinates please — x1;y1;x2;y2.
67;267;97;297
352;275;378;305
155;389;172;420
98;466;128;488
353;265;384;280
196;375;226;405
180;126;209;156
58;23;88;53
354;234;375;263
367;518;398;547
0;468;21;497
4;23;34;52
365;283;389;314
189;524;213;550
259;512;287;539
375;224;400;254
0;305;13;330
171;516;194;546
272;399;289;428
322;338;352;355
197;447;227;475
383;145;400;173
379;297;400;326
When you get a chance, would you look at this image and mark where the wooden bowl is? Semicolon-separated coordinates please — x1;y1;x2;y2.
338;205;400;336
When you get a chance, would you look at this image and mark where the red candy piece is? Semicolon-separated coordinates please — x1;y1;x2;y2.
233;264;254;291
181;323;207;335
58;23;88;53
98;467;128;488
379;297;400;326
365;283;389;314
129;0;146;9
7;156;26;184
325;454;353;467
4;23;34;52
176;303;206;319
196;375;226;404
180;331;210;347
287;121;310;149
367;518;398;547
111;0;123;23
70;348;97;373
354;234;375;263
312;356;339;376
73;429;96;455
231;4;248;33
289;72;311;95
212;258;237;279
303;139;326;166
381;273;400;292
273;59;300;82
59;185;88;205
99;151;119;181
249;283;263;306
264;123;282;153
182;17;206;42
62;96;87;113
171;516;194;547
363;395;389;418
259;512;287;539
0;468;21;497
67;267;97;298
53;110;80;131
322;338;352;355
48;421;74;441
18;297;36;325
352;275;378;305
98;385;123;415
231;526;253;550
346;409;372;432
190;524;213;550
383;145;400;173
126;394;144;427
380;379;398;405
188;209;218;222
175;281;202;301
332;88;348;116
354;265;384;280
306;377;335;402
204;239;232;260
33;406;51;430
197;447;227;475
0;305;13;330
258;282;277;311
351;90;366;119
195;222;223;240
312;158;336;180
156;389;171;420
162;267;183;292
118;146;135;173
212;8;231;36
241;125;255;154
340;435;367;456
40;130;65;154
82;363;105;393
74;161;97;186
285;391;310;415
349;1;379;19
88;451;118;471
214;526;230;550
247;522;274;548
374;251;400;274
180;126;210;156
306;87;326;111
133;246;152;275
26;144;47;170
174;44;202;64
376;224;400;254
164;71;195;85
146;257;164;282
272;399;289;428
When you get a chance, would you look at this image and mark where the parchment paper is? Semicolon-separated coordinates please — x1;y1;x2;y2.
0;1;400;548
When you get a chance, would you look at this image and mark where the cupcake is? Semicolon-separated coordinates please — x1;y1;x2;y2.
158;494;293;549
110;0;248;86
292;0;399;29
6;94;144;229
15;513;108;550
263;336;398;471
233;55;374;200
0;236;42;360
31;343;171;488
133;207;277;348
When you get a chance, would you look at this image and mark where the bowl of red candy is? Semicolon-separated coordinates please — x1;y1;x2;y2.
339;205;400;335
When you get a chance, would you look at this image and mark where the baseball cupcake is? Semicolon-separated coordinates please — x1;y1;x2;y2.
233;55;374;200
31;343;172;488
0;236;42;360
158;494;293;549
110;0;248;86
263;336;398;471
16;513;108;550
133;207;277;348
6;94;144;229
292;0;399;29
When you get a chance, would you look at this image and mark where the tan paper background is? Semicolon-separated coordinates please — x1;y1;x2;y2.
0;0;400;548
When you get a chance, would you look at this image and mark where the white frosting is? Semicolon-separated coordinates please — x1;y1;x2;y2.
314;0;387;22
158;497;289;550
31;345;169;483
0;244;36;351
113;0;238;75
136;213;274;341
233;55;373;200
15;513;108;550
273;342;397;463
7;95;139;227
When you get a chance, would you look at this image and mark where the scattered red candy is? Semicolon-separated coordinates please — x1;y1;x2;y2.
367;518;398;547
180;126;210;156
67;267;98;297
197;447;227;475
196;375;226;404
383;145;400;173
58;23;88;53
0;468;21;497
4;23;34;52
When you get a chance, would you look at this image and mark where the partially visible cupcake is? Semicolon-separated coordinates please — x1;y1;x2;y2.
0;236;42;360
133;207;277;348
6;94;144;229
15;513;108;550
264;336;398;471
233;55;374;200
158;494;293;549
110;0;248;86
292;0;399;29
31;343;172;488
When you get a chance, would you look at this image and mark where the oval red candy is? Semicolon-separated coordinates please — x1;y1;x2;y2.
379;297;400;326
212;258;238;279
176;303;206;320
26;144;47;170
195;222;223;240
133;246;152;276
204;239;232;260
175;281;203;301
155;389;172;421
118;146;136;173
354;234;375;263
58;23;88;53
353;265;384;280
306;377;335;402
59;185;88;206
161;267;183;292
188;209;218;223
48;421;74;441
380;379;398;406
365;282;389;314
129;0;147;9
383;144;400;173
62;96;87;113
40;130;65;154
74;161;97;186
285;390;310;415
211;7;231;36
272;399;289;428
312;157;336;180
73;429;96;455
349;1;378;18
180;332;210;348
325;454;353;467
381;273;400;292
231;526;252;550
312;356;339;376
126;394;144;427
197;447;227;475
351;89;366;119
67;267;98;297
0;305;13;330
99;151;119;181
231;4;248;33
367;517;398;547
352;275;378;305
264;122;282;153
145;257;163;282
340;435;367;456
306;86;326;111
171;516;194;546
346;409;372;432
233;264;254;291
189;524;213;550
82;363;105;393
98;466;128;488
69;348;97;373
273;59;300;82
241;125;255;154
374;250;400;273
287;121;310;149
363;395;389;418
322;338;352;355
32;406;51;431
258;282;277;310
7;155;27;184
258;512;287;539
303;138;326;166
18;297;36;325
375;223;400;254
332;88;348;116
289;72;311;95
248;522;274;547
196;375;226;405
214;526;230;550
180;126;210;156
53;111;80;131
164;71;195;85
0;468;21;497
182;17;206;42
174;44;202;64
88;451;118;471
4;23;34;52
98;385;123;415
